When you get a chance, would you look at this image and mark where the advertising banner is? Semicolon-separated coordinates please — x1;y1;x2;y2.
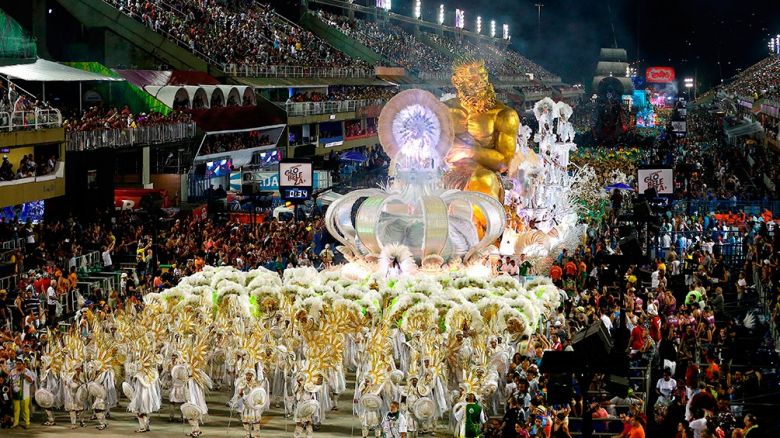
638;169;674;195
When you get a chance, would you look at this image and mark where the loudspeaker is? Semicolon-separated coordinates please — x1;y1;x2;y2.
546;374;573;405
139;193;164;213
632;200;652;219
241;183;258;196
618;236;642;258
603;374;630;398
541;351;580;374
194;163;207;177
572;321;614;371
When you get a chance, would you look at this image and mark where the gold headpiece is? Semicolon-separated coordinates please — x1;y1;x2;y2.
451;59;496;114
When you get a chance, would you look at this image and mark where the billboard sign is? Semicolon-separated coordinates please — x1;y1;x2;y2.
646;66;676;83
638;169;674;195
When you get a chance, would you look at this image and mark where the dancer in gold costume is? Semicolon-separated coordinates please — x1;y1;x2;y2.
443;60;520;202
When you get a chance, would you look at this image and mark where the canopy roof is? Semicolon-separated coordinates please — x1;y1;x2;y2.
0;59;124;82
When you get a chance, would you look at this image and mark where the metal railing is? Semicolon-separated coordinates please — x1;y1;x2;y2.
279;99;386;116
0;274;17;292
417;71;450;81
65;122;197;151
670;199;780;216
224;64;375;78
0;238;24;251
68;251;102;273
0;108;62;131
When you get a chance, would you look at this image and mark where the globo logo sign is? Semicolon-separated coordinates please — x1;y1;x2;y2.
646;67;676;83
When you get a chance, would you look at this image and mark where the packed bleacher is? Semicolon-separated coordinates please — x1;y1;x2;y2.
316;10;449;73
428;33;556;80
720;54;780;99
105;0;366;71
62;105;192;133
287;85;397;103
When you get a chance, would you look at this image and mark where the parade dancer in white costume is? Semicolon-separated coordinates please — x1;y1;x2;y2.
271;346;288;408
88;381;109;430
63;363;87;429
400;376;420;438
38;356;62;426
353;376;381;437
293;374;320;438
169;358;187;422
231;369;264;438
327;363;346;411
127;352;161;433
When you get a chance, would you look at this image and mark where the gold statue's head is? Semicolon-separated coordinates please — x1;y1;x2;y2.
451;59;496;114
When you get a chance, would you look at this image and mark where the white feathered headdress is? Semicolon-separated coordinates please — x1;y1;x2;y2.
378;243;417;276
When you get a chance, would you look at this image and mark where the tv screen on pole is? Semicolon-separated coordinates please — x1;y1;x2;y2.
278;160;313;202
646;66;676;84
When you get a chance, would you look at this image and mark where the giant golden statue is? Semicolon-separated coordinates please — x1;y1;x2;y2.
443;60;519;202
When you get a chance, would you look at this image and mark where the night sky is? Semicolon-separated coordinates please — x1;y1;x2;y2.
383;0;780;90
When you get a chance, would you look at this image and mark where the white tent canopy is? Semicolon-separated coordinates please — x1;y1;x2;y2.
0;59;124;82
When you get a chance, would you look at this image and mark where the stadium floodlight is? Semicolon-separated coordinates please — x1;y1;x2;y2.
376;0;391;11
414;0;421;19
490;20;496;38
502;24;509;40
476;16;482;34
684;77;694;88
455;9;464;29
438;4;444;24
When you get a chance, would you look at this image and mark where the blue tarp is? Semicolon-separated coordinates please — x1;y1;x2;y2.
339;150;368;162
605;183;633;191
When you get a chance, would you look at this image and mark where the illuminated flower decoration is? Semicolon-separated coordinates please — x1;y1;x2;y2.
379;89;453;169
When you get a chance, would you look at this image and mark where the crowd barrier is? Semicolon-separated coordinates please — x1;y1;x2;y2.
65;122;197;151
0;108;62;131
417;71;450;81
671;199;780;217
224;64;375;78
0;238;24;251
650;230;747;267
70;250;102;272
280;99;386;116
0;274;17;292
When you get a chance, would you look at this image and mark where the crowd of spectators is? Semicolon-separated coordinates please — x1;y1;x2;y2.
519;84;552;94
106;0;365;71
287;85;397;103
427;33;556;80
317;10;449;73
62;105;192;133
0;81;60;131
0;154;58;182
344;119;376;139
198;131;273;157
720;55;780;100
673;107;778;200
